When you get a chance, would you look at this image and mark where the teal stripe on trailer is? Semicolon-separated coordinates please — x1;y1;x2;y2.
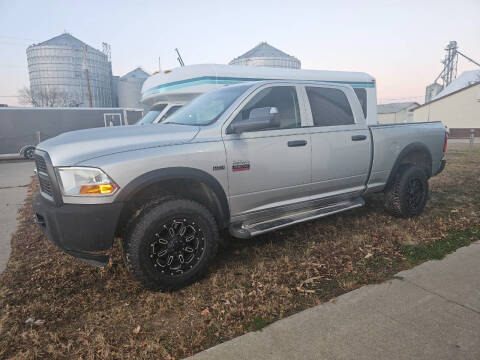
144;76;375;97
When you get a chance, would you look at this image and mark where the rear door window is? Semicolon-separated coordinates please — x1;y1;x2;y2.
306;87;354;126
353;88;367;118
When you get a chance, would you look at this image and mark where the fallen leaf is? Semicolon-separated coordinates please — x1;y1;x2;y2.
364;253;373;259
201;308;210;316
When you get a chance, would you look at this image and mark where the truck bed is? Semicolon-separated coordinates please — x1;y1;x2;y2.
367;121;446;192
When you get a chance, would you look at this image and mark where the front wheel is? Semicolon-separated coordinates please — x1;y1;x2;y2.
123;199;219;291
384;165;429;218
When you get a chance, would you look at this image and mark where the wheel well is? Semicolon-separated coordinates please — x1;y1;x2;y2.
386;145;432;189
398;149;432;177
116;178;228;237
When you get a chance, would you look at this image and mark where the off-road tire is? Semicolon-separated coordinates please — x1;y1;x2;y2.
123;199;219;291
384;165;429;218
23;146;35;159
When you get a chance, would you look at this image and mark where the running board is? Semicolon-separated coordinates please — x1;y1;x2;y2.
229;198;365;239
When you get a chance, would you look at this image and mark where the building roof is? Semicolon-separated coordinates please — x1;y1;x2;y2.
377;102;419;114
34;33;87;48
231;42;297;61
120;67;150;80
432;69;480;101
413;81;480;110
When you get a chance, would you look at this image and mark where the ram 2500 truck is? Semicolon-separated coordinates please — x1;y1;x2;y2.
33;79;447;291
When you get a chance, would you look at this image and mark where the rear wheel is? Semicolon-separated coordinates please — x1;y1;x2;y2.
384;165;429;218
123;199;219;291
23;146;35;159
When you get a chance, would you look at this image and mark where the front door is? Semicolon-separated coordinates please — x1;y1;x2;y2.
222;84;312;218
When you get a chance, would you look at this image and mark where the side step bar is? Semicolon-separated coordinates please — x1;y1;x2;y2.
230;198;365;239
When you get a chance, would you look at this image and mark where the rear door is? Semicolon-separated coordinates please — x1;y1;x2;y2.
222;84;312;217
302;84;371;198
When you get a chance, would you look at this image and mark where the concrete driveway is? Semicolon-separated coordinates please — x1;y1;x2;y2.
0;160;34;273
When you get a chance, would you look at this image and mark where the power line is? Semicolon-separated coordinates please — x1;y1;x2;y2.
0;35;40;41
378;95;424;101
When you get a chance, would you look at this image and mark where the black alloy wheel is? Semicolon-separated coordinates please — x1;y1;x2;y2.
406;178;424;212
148;217;205;276
24;147;35;159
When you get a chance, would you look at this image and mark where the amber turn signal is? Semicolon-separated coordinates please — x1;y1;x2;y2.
79;183;117;195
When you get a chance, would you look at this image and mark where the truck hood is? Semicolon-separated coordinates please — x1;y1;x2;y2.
37;124;200;165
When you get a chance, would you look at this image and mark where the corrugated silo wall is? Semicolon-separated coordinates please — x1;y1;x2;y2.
230;57;301;69
117;78;148;110
26;44;113;107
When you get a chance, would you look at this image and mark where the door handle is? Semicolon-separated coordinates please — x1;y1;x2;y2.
288;140;307;147
351;135;367;141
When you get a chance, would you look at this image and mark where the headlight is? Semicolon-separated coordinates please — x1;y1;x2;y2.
56;167;119;196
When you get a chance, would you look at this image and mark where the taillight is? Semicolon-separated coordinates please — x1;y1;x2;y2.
443;132;448;153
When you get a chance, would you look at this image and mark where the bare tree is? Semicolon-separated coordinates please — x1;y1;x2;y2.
18;86;78;107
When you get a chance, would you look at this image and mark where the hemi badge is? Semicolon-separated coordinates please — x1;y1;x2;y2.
213;165;225;171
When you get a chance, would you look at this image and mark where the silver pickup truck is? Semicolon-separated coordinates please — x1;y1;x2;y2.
33;80;447;290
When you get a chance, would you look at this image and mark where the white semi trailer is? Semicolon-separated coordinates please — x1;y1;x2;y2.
0;107;143;158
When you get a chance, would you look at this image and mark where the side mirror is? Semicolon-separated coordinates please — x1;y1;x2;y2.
228;107;279;134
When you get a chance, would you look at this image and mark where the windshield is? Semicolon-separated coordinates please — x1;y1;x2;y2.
164;84;250;126
136;104;167;125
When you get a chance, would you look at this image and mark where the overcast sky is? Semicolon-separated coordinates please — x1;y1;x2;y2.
1;0;479;106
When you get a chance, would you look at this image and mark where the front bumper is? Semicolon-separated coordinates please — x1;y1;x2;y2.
32;191;123;266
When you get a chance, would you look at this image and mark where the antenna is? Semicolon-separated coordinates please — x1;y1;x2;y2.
175;48;185;67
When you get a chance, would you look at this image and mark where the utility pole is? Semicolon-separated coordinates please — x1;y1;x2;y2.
83;45;93;107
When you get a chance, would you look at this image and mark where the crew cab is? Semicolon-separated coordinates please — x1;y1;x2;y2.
33;78;447;291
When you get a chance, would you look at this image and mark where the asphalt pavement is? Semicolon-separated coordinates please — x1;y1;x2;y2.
0;160;34;273
190;242;480;360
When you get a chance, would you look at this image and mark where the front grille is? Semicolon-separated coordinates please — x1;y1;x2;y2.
35;155;48;174
38;174;53;196
34;152;55;199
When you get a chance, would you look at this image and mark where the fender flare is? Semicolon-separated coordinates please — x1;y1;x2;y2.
116;167;230;225
386;142;433;187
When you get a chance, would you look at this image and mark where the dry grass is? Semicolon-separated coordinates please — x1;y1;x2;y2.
1;146;479;359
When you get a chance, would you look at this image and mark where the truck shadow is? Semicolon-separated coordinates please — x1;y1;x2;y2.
215;193;385;263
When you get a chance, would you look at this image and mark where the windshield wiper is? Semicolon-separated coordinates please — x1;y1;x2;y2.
163;121;190;126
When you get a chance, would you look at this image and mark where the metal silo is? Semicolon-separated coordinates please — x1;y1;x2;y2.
229;42;301;69
26;33;114;107
117;67;150;110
